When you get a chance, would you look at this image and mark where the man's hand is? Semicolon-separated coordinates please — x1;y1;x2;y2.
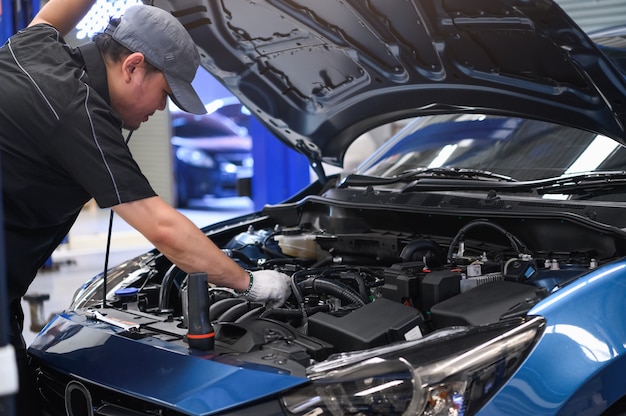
242;270;291;307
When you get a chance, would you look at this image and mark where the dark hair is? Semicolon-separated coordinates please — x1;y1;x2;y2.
93;18;160;74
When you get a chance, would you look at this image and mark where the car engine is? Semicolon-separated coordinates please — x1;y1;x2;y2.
75;188;623;377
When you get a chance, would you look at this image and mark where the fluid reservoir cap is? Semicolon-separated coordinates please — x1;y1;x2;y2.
115;287;138;297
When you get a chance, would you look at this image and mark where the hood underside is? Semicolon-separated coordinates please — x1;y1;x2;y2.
151;0;626;164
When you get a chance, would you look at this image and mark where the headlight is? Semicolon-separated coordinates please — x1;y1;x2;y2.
222;162;238;174
281;316;545;416
283;358;421;416
175;147;215;168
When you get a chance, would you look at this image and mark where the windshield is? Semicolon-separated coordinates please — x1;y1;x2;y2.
355;114;626;183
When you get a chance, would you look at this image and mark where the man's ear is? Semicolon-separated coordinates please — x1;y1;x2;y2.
122;52;146;82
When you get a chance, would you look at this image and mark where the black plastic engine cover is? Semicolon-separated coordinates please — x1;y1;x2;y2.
308;298;424;352
429;280;542;327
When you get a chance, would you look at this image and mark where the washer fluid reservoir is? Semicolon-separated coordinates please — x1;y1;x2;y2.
274;232;320;259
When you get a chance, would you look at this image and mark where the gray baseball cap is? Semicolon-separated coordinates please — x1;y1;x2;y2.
104;5;206;115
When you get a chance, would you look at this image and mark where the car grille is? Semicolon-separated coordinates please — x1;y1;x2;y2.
35;364;187;416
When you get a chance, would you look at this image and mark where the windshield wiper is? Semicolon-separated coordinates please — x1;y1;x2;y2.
532;171;626;196
340;169;626;197
339;167;517;188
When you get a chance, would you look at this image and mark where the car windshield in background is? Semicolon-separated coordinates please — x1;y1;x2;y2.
352;114;626;200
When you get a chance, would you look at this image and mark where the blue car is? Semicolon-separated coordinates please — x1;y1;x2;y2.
171;110;253;207
28;1;626;415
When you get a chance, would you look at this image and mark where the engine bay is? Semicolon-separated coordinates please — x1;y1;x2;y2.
76;189;626;376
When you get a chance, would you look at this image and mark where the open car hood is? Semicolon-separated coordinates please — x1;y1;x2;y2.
152;0;626;165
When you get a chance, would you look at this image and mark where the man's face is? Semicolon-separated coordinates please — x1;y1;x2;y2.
111;58;171;131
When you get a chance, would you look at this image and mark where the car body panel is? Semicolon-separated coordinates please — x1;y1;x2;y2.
481;258;626;414
29;311;307;415
155;0;626;164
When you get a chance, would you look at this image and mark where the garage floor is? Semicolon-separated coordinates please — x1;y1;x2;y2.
20;197;253;346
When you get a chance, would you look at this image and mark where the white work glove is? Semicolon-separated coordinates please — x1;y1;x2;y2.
239;269;291;308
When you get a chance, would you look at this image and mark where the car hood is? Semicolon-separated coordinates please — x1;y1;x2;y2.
154;0;626;165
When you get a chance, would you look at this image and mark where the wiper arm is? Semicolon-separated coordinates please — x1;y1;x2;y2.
398;171;626;194
533;171;626;195
339;167;516;188
340;169;626;196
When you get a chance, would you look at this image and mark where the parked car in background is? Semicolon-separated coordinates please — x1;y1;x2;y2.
28;1;626;415
204;96;252;133
171;110;253;207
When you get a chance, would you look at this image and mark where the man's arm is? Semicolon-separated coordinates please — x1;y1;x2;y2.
112;196;251;292
28;0;96;37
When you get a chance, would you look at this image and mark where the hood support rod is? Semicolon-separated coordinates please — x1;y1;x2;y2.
295;139;327;185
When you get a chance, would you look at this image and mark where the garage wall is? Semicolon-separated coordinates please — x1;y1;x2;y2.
127;111;174;205
556;0;626;32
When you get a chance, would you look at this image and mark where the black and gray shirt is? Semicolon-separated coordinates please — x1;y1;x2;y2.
0;24;156;301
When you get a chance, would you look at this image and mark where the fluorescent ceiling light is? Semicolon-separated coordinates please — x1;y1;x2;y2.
75;0;141;40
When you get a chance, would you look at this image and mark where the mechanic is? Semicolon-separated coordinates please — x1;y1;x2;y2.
0;0;291;413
